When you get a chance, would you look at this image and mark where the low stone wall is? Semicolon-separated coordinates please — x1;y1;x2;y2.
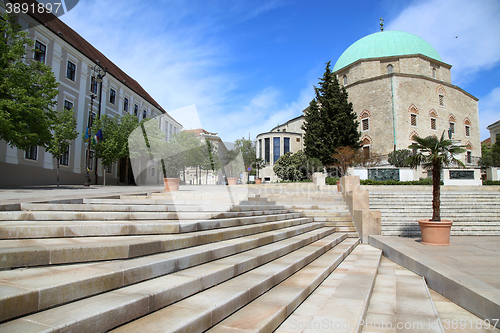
340;175;381;243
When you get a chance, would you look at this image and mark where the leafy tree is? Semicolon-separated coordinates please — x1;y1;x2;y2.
200;139;222;184
175;131;204;182
273;152;298;181
388;149;412;167
221;144;247;181
118;114;140;184
332;146;360;176
479;142;500;168
234;137;258;173
274;151;323;181
90;115;122;185
46;107;78;187
302;61;360;166
0;13;59;150
407;132;466;221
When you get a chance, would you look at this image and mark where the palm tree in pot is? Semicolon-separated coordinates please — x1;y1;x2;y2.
408;131;465;245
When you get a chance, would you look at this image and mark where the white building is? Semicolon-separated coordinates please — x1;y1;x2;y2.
0;1;182;186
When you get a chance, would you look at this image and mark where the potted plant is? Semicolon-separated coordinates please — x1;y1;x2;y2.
162;158;181;191
222;148;244;186
408;131;465;245
253;158;265;184
161;134;185;191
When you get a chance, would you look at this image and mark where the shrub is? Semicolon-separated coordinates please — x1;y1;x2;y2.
360;178;441;185
273;151;323;181
325;177;340;185
483;180;500;185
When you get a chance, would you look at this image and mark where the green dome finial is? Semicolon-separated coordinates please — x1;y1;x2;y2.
380;18;384;32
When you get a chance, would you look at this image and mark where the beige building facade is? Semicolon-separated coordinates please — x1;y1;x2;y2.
334;31;480;166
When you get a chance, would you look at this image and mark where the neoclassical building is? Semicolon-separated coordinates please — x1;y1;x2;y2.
257;30;481;181
0;1;182;186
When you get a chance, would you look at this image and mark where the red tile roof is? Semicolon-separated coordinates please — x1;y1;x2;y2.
482;138;491;146
15;0;166;113
185;129;210;136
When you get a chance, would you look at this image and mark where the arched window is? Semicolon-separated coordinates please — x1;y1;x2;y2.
429;109;438;130
343;75;347;85
408;105;418;127
360;110;370;132
465;142;473;164
464;118;471;137
448;114;456;136
432;67;436;78
387;64;394;74
361;136;372;159
437;86;446;107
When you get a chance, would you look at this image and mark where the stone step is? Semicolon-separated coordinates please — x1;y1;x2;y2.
313;216;353;222
1;233;349;332
0;217;318;269
375;206;500;211
0;209;294;221
323;221;356;227
109;235;356;333
0;212;305;239
294;212;351;218
381;211;500;219
0;227;339;323
106;198;278;206
361;256;443;333
287;208;350;214
276;244;381;333
370;192;500;196
19;203;285;212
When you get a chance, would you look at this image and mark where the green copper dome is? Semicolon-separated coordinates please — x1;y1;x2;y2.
333;31;443;72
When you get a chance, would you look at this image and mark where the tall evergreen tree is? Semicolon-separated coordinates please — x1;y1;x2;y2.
302;61;360;166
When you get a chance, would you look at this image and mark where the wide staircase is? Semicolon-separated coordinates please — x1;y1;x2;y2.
251;183;358;237
0;186;495;332
369;191;500;237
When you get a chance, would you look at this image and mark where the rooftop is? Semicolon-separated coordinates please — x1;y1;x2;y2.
333;30;444;72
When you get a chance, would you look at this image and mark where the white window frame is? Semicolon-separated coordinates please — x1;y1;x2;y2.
66;60;76;82
430;117;437;131
33;39;47;64
410;113;417;127
361;118;369;132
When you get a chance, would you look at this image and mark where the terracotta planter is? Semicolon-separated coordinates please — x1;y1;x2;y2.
227;177;237;185
336;181;340;192
418;219;453;246
163;178;180;191
255;178;262;184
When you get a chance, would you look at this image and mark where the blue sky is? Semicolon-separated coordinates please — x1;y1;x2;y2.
60;0;500;143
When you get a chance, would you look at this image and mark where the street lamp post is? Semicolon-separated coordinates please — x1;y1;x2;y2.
93;63;107;185
84;63;106;187
84;92;97;187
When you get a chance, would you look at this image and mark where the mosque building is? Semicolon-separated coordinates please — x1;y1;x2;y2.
256;29;480;182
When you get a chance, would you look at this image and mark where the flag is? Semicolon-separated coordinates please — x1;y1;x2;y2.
84;128;89;142
93;129;103;144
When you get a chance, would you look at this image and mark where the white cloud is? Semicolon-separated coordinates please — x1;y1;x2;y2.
59;0;296;143
478;87;500;140
386;0;500;85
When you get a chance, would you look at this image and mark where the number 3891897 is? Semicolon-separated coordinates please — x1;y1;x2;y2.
6;2;62;15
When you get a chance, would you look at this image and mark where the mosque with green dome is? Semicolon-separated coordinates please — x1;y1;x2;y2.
256;30;480;181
